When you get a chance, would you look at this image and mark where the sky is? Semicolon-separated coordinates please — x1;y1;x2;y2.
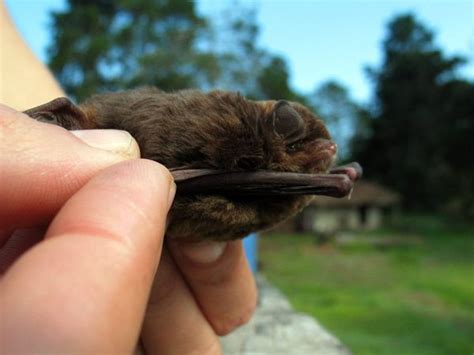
5;0;473;104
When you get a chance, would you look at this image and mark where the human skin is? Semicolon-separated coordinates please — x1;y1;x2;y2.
0;2;257;353
0;2;65;110
0;103;257;355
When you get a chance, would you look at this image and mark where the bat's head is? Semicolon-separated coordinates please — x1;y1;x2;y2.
255;99;336;173
192;92;337;176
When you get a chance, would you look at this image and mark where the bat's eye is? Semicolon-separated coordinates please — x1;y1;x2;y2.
271;101;305;143
287;143;297;153
287;140;303;153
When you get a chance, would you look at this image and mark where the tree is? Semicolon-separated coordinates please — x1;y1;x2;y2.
206;5;303;101
436;79;474;217
48;1;303;104
354;13;473;214
48;0;220;100
205;4;264;97
310;81;361;162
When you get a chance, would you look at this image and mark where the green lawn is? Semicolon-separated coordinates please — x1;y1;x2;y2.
259;215;474;355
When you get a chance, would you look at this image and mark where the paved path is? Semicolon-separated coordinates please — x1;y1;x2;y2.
221;275;351;355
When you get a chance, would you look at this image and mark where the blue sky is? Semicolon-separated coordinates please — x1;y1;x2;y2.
6;0;473;103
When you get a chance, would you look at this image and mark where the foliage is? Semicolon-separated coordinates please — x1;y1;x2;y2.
310;81;361;161
352;14;474;215
47;0;303;102
260;217;474;355
48;0;219;100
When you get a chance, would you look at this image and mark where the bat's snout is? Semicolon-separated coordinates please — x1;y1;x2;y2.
298;138;338;173
317;138;337;153
313;139;338;161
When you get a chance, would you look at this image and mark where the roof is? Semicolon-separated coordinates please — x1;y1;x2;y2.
311;181;400;208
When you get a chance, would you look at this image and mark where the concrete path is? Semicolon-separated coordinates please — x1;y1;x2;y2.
221;275;351;355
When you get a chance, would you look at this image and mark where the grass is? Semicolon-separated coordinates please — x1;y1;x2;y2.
259;215;474;355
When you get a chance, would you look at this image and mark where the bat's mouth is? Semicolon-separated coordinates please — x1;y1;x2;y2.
170;162;363;199
304;139;338;173
314;139;338;161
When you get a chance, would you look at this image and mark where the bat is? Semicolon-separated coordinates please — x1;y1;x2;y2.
24;87;362;241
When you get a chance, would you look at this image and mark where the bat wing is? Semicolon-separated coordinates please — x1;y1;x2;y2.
24;97;89;129
171;162;362;198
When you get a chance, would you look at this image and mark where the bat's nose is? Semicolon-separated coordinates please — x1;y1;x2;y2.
327;142;338;155
306;139;339;172
315;139;338;157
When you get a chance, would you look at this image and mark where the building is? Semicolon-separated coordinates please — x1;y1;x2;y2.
294;181;400;235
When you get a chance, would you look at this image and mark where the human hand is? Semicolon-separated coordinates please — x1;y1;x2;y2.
0;105;257;354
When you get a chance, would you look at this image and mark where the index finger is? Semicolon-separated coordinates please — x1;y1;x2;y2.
1;159;175;354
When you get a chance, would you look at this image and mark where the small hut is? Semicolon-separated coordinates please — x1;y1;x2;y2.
295;181;400;234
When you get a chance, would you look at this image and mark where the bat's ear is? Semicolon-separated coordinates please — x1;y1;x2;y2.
23;97;88;129
265;100;305;143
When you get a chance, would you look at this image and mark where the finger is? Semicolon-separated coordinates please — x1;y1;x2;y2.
0;105;140;232
168;239;257;335
0;2;65;110
1;160;175;354
141;249;221;355
0;228;44;274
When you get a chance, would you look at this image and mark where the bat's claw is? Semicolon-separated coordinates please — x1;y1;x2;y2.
330;162;363;181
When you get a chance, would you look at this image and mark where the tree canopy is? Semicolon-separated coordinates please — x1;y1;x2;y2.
48;0;302;102
48;0;219;99
353;14;474;216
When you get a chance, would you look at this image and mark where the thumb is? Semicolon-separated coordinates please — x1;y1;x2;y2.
0;105;140;231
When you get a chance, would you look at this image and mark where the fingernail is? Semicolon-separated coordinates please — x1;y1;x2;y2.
71;130;140;158
178;241;227;264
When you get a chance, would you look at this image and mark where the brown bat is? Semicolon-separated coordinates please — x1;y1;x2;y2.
24;87;362;241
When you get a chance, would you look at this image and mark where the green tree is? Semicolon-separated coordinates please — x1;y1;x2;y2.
256;55;308;102
207;5;303;101
436;79;474;217
311;81;361;161
207;5;264;96
48;1;303;103
48;0;220;100
354;13;473;214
